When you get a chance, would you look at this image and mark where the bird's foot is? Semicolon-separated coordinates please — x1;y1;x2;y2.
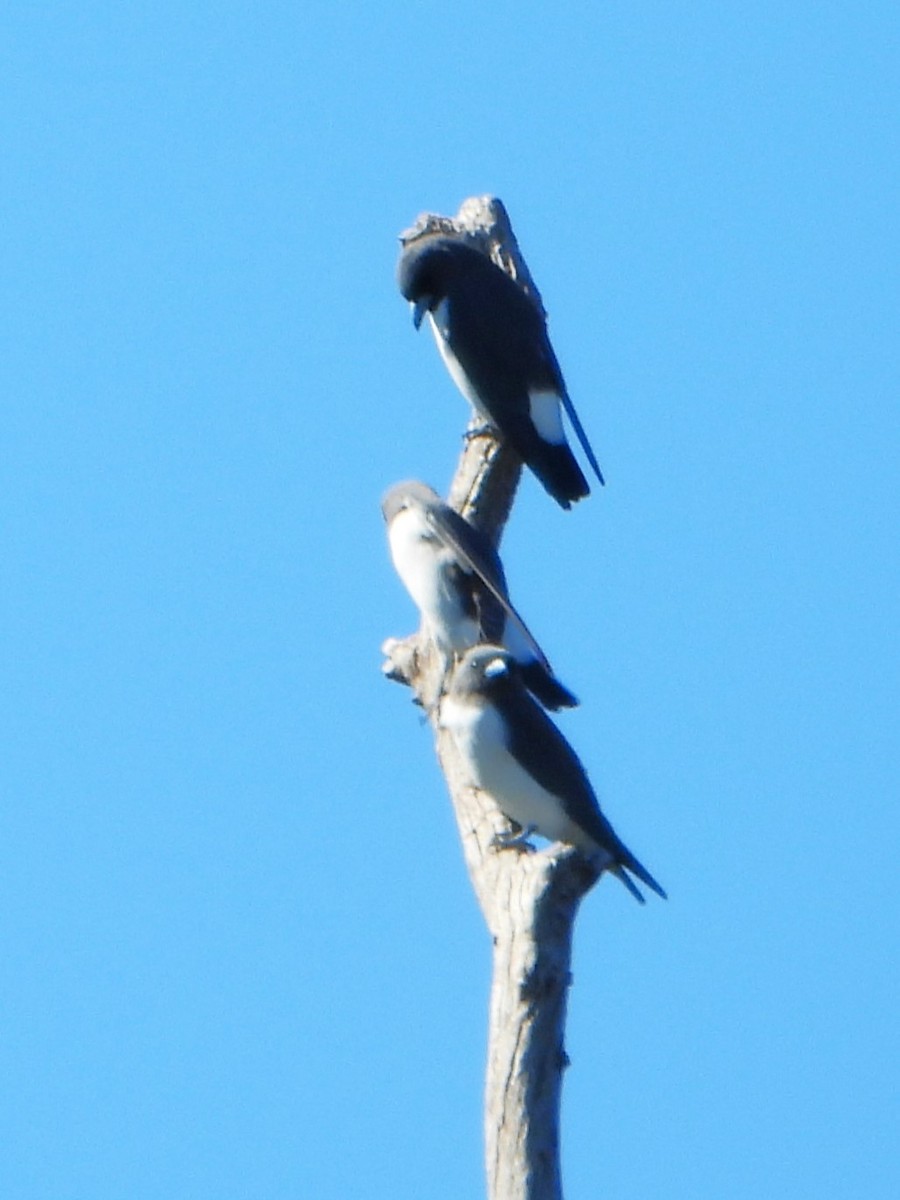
491;823;537;853
463;420;500;442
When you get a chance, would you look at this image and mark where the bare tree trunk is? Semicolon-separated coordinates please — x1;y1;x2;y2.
384;196;601;1200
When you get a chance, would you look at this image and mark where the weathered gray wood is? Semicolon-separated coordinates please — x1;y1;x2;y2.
386;195;600;1200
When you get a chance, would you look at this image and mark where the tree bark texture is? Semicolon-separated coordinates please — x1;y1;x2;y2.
385;196;601;1200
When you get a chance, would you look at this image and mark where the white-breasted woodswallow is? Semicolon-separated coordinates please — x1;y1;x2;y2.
441;646;665;903
382;481;577;710
397;235;604;509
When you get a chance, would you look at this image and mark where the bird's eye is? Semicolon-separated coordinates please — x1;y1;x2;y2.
484;658;508;679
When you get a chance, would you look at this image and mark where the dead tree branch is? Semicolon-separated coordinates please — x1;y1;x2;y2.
385;195;600;1200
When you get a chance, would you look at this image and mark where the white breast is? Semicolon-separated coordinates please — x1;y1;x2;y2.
388;508;478;653
428;313;491;420
440;696;589;848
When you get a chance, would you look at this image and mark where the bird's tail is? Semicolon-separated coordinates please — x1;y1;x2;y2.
589;839;666;904
526;440;591;509
611;866;647;904
618;847;667;903
560;391;605;487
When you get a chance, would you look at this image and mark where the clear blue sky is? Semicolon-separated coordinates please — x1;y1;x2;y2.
2;3;897;1197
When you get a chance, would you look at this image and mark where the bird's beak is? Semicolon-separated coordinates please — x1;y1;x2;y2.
411;296;431;330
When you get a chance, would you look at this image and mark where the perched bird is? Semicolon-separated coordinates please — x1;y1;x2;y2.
441;646;666;903
382;481;577;710
397;235;604;509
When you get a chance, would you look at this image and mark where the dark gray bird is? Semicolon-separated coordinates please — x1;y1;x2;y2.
441;645;666;903
382;481;577;710
397;235;604;509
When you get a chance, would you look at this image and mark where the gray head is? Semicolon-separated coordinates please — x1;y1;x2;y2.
381;480;443;525
448;644;515;700
397;236;491;327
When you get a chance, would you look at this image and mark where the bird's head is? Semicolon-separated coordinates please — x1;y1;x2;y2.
397;235;474;329
397;242;438;328
380;480;442;525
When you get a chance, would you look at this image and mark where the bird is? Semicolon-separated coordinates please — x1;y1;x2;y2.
397;234;604;509
441;645;666;903
382;480;577;710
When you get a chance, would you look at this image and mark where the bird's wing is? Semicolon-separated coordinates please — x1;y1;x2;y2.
425;505;551;669
497;682;613;835
499;686;665;897
446;264;552;385
446;267;604;486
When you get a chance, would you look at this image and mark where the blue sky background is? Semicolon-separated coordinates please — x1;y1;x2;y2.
2;3;897;1197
